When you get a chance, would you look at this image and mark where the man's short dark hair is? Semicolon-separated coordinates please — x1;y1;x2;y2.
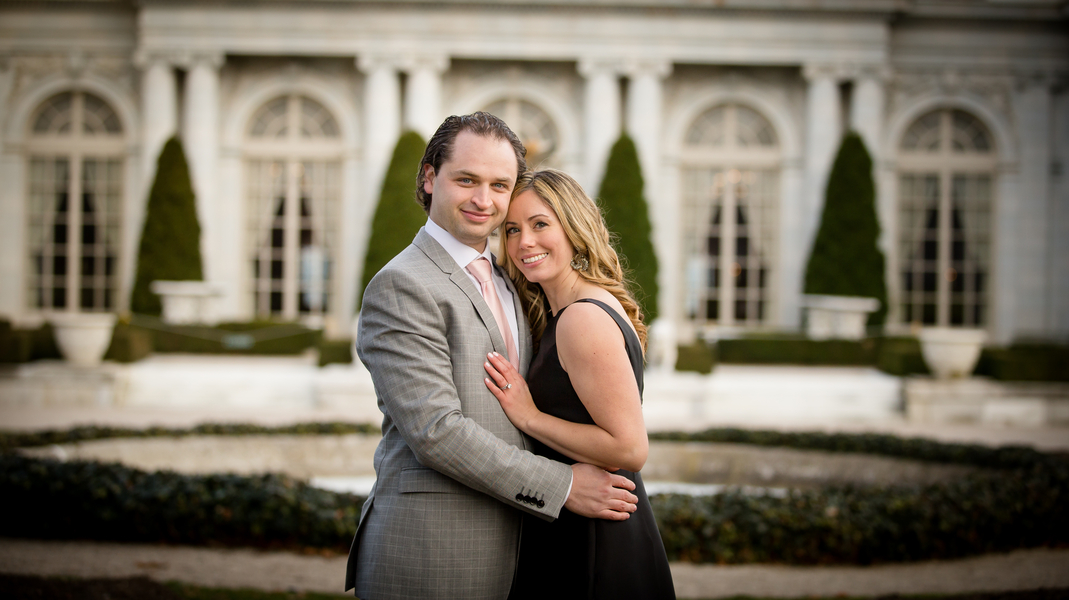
415;112;527;213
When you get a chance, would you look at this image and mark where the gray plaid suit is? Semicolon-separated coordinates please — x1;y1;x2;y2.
345;227;572;599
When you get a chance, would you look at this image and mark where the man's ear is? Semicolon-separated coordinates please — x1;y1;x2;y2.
422;164;436;195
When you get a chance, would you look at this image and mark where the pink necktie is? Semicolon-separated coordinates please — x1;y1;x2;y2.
467;257;519;368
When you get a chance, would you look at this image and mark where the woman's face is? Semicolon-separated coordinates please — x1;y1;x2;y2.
503;189;575;285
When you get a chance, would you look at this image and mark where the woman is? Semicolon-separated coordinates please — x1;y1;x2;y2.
483;169;675;599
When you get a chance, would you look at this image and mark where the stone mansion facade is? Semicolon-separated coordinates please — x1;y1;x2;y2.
0;0;1066;346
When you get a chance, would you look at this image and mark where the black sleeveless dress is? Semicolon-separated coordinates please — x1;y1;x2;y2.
509;298;676;600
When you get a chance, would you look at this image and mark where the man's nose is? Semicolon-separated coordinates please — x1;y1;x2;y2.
471;185;492;208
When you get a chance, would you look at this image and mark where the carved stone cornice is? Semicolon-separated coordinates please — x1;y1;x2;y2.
803;62;888;83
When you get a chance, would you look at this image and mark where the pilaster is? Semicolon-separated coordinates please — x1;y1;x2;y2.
182;52;225;290
401;54;449;142
578;58;624;193
357;54;402;211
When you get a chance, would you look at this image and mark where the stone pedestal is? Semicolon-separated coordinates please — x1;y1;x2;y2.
905;377;1069;427
802;294;879;340
151;280;222;325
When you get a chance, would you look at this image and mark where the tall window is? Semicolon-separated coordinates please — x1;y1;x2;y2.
897;109;995;327
682;104;780;332
26;91;124;313
245;95;341;322
483;98;559;168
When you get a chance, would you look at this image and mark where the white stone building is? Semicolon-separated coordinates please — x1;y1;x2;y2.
0;0;1066;347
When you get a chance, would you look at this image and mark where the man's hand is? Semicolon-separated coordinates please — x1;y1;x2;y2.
564;463;638;521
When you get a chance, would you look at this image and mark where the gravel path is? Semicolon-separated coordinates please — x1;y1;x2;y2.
2;538;1068;599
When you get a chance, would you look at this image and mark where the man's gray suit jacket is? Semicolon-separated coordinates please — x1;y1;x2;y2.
345;228;573;600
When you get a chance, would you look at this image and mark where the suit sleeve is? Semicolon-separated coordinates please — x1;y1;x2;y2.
357;266;571;520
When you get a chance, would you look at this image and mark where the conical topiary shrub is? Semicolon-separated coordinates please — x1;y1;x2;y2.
130;136;203;315
803;131;888;328
597;133;659;322
358;130;427;309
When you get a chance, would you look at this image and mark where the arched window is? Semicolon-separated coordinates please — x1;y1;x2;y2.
482;98;559;168
897;109;995;328
681;104;780;332
26;91;125;313
245;94;342;322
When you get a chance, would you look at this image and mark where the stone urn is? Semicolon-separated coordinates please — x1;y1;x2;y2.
49;312;117;367
151;280;222;325
918;327;988;379
801;295;880;340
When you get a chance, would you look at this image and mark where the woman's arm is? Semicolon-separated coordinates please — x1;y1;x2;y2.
484;302;648;472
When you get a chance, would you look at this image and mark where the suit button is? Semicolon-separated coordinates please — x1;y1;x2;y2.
515;493;524;502
536;499;545;508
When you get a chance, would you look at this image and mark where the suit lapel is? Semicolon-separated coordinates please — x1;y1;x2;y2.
414;229;509;357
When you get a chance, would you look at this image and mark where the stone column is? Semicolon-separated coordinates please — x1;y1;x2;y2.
801;63;844;295
1053;82;1069;340
358;55;402;209
402;54;449;141
1010;72;1054;338
0;55;21;318
624;60;673;342
138;54;178;200
182;52;225;290
578;58;622;193
850;68;885;165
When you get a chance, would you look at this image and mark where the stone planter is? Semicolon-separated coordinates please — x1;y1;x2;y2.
49;312;117;367
918;327;987;379
801;295;880;340
151;280;222;325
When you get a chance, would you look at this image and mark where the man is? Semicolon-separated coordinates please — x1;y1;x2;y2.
345;112;639;599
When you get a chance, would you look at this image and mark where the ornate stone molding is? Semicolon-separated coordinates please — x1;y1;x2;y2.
889;67;1015;116
622;59;672;80
803;62;888;83
397;54;450;75
577;57;625;78
356;53;406;74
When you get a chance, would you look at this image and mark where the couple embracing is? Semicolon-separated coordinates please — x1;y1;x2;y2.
345;112;675;600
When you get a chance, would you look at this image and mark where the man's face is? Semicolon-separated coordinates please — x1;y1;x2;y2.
424;130;519;252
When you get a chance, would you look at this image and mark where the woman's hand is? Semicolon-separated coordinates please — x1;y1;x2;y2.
484;352;539;432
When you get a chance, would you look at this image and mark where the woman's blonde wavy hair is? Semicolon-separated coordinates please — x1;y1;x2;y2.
497;169;648;353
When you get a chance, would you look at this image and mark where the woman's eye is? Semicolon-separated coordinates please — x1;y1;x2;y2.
534;221;548;229
505;227;519;235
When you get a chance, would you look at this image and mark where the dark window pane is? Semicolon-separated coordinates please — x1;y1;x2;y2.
950;303;964;325
708;236;720;256
757;301;764;320
82;224;96;245
758;268;766;288
270;291;283;312
272;228;284;248
271;259;284;279
54;224;68;244
923;240;938;261
105;257;115;276
975;272;985;293
736;267;748;288
53;287;66;308
734;300;747;321
253;260;260;278
82;256;95;276
709;268;718;288
53;255;67;276
903;271;913;292
80;288;94;309
706;299;718;320
300;228;313;246
736;237;748;257
952;240;964;261
922;303;937;324
923;272;937;291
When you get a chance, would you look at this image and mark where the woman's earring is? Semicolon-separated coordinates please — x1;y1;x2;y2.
570;252;589;272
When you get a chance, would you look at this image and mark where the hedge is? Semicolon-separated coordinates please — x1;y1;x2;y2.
2;425;1066;564
803;132;888;328
131;137;204;316
597;134;659;323
132;319;320;356
0;454;361;552
0;421;380;453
